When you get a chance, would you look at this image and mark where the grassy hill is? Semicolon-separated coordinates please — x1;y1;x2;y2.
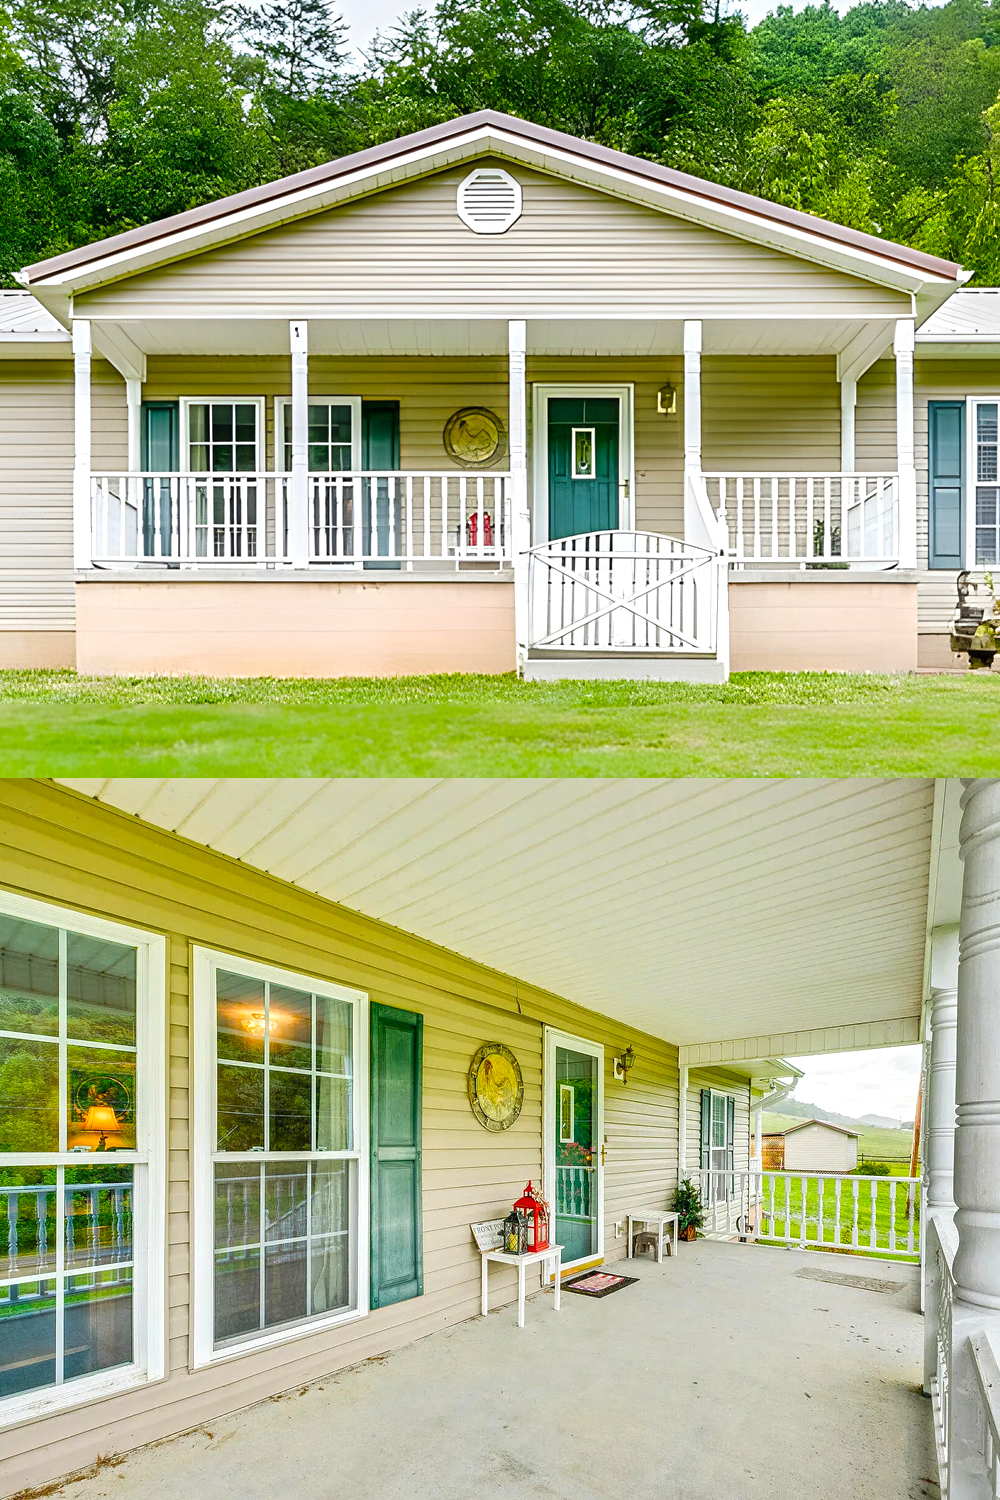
762;1112;916;1164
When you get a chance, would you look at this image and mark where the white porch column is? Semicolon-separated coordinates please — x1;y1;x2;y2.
683;320;714;552
508;319;530;661
289;320;309;568
945;780;1000;1498
126;377;142;473
678;1063;689;1183
73;320;93;571
840;375;856;473
923;925;958;1393
894;319;917;569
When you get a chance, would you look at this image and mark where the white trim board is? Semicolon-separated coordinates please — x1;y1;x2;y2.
680;1017;922;1068
531;384;634;543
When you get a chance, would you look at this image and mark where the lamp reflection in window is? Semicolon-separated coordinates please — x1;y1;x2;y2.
83;1103;120;1150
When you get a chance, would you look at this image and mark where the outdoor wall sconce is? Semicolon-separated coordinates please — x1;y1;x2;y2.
657;384;677;416
613;1046;637;1083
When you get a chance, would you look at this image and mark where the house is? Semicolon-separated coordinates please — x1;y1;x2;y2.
1;110;998;680
762;1119;860;1173
0;776;997;1499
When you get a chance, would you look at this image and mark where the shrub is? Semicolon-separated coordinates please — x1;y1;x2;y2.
857;1160;891;1176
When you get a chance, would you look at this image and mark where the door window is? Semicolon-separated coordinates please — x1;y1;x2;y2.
186;402;259;473
553;1044;599;1265
277;399;360;472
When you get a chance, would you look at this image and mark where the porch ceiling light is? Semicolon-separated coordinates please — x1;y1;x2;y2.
657;384;677;416
241;1009;278;1037
613;1046;637;1084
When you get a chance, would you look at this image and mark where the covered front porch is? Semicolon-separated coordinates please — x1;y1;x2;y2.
50;1239;932;1500
71;312;917;678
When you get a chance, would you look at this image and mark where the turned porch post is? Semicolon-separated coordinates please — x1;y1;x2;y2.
945;779;1000;1498
894;319;917;570
508;319;530;661
289;319;309;568
923;924;958;1393
73;319;93;571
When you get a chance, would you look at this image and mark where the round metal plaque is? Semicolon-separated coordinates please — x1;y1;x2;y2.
443;407;506;467
468;1042;524;1133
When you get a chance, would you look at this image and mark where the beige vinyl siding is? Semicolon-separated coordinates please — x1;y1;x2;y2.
703;357;841;472
857;356;1000;630
0;361;75;630
0;780;679;1497
684;1068;751;1176
782;1123;858;1173
75;162;912;323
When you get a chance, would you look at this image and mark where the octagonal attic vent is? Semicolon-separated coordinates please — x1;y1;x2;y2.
457;168;522;235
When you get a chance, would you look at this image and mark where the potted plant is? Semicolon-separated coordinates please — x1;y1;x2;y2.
672;1177;705;1241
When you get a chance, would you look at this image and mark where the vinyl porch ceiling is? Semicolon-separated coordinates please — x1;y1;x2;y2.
56;778;943;1048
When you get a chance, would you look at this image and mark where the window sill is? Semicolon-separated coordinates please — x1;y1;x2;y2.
194;1303;368;1370
0;1363;160;1432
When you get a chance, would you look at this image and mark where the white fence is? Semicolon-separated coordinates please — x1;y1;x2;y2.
698;1168;919;1258
703;472;899;565
527;531;720;654
89;471;513;569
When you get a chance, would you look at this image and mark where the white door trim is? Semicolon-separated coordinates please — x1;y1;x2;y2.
542;1026;605;1274
531;384;635;544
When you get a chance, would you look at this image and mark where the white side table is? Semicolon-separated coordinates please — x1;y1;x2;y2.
626;1210;679;1263
480;1245;563;1327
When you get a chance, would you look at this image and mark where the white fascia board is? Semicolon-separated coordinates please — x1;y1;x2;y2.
27;124;959;304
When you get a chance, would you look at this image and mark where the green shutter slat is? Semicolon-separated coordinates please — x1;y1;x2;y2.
929;401;965;569
370;1002;423;1309
699;1089;711;1172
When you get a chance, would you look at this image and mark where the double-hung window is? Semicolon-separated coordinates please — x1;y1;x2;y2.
192;950;368;1366
974;400;1000;566
274;398;361;474
180;399;264;559
0;892;165;1424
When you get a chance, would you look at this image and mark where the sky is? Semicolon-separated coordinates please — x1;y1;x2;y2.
786;1046;923;1124
336;0;952;61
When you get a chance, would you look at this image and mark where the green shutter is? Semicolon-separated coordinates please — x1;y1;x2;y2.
699;1089;711;1172
928;401;965;569
370;1002;423;1309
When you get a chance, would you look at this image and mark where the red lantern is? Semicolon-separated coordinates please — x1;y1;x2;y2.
513;1180;550;1252
466;511;494;549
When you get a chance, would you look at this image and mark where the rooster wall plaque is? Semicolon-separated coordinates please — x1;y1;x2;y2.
468;1042;524;1132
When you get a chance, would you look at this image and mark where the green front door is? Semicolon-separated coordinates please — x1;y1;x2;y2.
547;397;620;540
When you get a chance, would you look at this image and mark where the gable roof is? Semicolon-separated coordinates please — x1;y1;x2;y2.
21;110;963;305
764;1119;860;1139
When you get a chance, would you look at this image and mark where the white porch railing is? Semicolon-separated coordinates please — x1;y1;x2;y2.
527;531;720;654
698;1168;920;1257
703;472;899;565
89;471;513;569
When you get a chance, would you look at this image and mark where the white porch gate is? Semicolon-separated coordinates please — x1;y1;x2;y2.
526;530;720;655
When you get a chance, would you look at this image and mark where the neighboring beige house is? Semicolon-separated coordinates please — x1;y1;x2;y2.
764;1119;860;1173
0;110;996;679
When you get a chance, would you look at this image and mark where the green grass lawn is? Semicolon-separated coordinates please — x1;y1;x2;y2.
0;668;997;776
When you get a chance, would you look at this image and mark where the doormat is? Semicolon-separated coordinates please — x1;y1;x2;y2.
794;1268;904;1295
562;1271;639;1298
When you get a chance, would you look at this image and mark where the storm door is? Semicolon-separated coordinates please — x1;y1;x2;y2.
545;1029;604;1270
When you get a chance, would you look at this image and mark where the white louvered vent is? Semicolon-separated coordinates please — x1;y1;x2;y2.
456;168;522;235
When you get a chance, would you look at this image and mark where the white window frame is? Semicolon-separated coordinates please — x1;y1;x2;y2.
191;947;369;1370
0;887;166;1431
707;1088;734;1204
273;397;362;473
531;384;635;543
967;396;1000;568
180;397;266;474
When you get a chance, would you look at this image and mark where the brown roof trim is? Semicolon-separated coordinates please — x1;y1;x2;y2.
24;109;963;285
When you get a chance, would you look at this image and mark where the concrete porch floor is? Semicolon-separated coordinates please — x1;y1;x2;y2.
55;1241;937;1500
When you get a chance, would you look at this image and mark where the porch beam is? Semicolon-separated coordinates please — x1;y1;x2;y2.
509;319;529;658
894;319;917;569
679;1016;920;1068
289;320;309;568
72;319;92;571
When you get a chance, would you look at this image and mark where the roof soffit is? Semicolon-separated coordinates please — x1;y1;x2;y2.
26;120;960;309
